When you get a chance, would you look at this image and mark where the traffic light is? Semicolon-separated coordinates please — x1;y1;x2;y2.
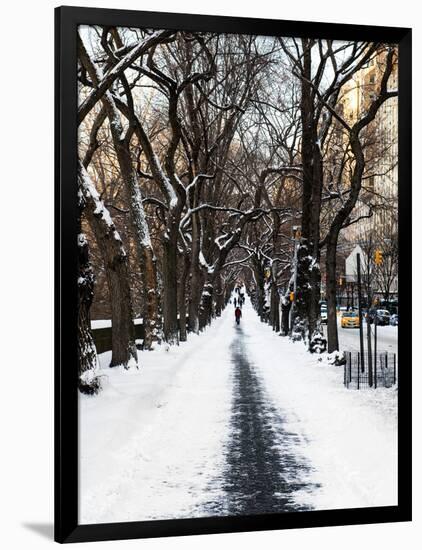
292;226;301;240
374;249;383;265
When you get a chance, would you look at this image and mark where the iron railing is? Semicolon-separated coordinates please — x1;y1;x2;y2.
344;351;397;389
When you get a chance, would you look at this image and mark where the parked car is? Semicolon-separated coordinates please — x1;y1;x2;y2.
341;311;360;328
367;308;391;326
390;313;399;326
380;300;399;315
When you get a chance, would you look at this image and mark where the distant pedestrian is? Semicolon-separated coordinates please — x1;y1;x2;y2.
233;297;237;307
281;296;291;336
235;306;242;325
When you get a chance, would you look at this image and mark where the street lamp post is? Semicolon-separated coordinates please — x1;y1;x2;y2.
289;226;301;332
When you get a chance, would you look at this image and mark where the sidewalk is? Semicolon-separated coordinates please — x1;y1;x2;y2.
79;305;235;523
241;298;398;510
79;295;398;524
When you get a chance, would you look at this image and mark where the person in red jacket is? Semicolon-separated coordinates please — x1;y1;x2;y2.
235;306;242;325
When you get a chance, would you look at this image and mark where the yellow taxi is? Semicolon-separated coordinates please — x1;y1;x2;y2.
340;310;360;328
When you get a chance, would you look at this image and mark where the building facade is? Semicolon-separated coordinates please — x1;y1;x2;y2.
339;48;398;300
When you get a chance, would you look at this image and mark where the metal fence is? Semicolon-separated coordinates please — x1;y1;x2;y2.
344;351;397;389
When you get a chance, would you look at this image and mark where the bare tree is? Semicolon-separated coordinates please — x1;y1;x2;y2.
280;38;382;350
78;32;161;350
79;160;138;368
322;47;397;353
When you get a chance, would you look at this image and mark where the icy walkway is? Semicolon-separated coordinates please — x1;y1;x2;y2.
202;323;317;516
79;295;397;525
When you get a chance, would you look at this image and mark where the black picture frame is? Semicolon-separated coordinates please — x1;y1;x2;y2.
55;5;412;543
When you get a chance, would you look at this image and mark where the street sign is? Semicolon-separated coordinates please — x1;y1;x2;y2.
345;245;367;283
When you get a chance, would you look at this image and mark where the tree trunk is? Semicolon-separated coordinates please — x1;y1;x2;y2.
188;214;202;333
80;164;138;368
76;163;101;397
199;278;214;330
162;228;179;344
224;283;232;307
325;131;367;351
142;245;161;349
308;145;323;341
294;38;324;349
178;253;190;342
254;261;265;321
77;232;101;394
270;278;280;332
326;237;339;353
215;274;225;317
270;213;281;332
294;40;314;340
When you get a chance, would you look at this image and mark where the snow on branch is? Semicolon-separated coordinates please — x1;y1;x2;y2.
78;161;125;252
179;204;243;233
78;30;174;125
185;173;215;196
199;250;215;274
223;252;254;269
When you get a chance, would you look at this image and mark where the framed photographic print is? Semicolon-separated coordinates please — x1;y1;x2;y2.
55;5;412;543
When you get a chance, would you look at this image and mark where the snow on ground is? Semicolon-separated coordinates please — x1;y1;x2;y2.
79;310;233;524
80;293;397;525
242;298;398;511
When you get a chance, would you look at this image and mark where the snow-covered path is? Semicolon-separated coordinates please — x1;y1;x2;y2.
79;307;234;524
80;295;397;525
205;323;317;516
242;298;398;511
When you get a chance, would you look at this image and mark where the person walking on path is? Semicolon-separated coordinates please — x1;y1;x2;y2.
234;297;237;307
281;296;291;336
235;306;242;325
